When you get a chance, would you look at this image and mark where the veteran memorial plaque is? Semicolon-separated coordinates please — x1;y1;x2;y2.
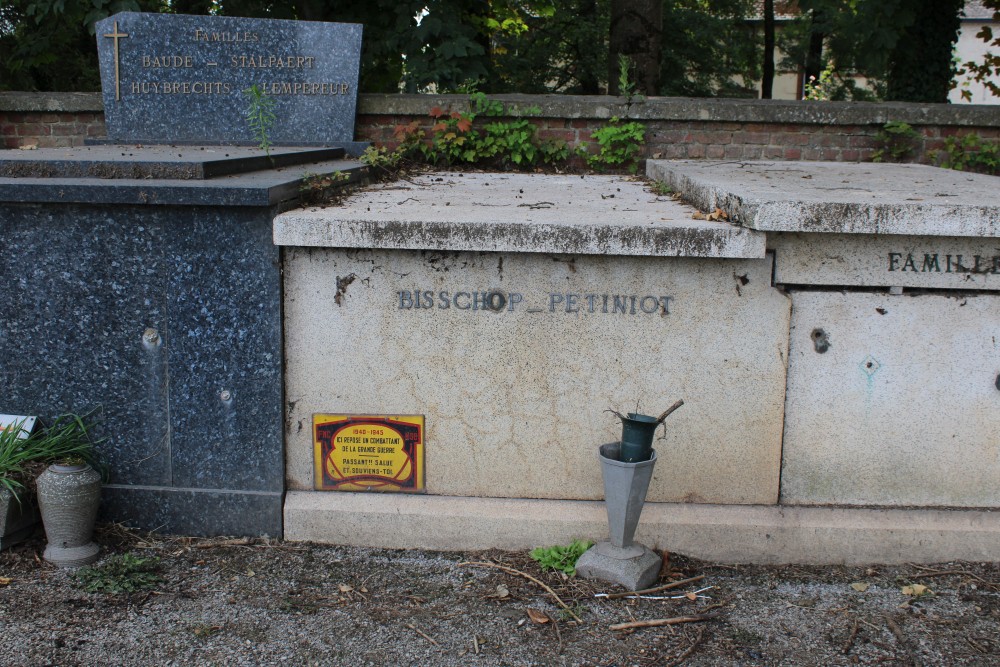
95;12;362;145
314;415;425;493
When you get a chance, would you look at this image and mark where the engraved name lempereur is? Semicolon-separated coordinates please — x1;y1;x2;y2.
129;82;349;95
888;252;1000;274
398;290;674;315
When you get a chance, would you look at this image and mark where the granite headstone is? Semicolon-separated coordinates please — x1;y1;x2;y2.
95;12;362;145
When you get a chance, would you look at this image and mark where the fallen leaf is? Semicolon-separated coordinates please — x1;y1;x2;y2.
706;208;729;222
685;592;698;601
692;211;707;220
339;584;354;593
0;577;11;586
360;587;368;593
901;584;930;597
526;608;550;624
851;582;870;592
245;569;255;577
494;584;510;599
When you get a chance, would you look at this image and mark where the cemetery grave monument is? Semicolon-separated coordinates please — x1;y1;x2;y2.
0;11;366;537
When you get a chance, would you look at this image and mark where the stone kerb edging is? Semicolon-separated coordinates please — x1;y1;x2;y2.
4;91;1000;127
364;94;1000;127
0;92;104;113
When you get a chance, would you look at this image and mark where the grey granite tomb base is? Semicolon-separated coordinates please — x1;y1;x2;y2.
0;146;364;538
575;541;662;591
101;487;284;537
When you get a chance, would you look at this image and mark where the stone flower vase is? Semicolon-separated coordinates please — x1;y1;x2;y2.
36;462;101;567
575;443;662;591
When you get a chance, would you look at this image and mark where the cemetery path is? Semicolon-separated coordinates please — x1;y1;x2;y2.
1;525;998;666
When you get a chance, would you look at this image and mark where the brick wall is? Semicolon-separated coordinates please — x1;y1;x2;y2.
3;91;998;165
0;93;107;149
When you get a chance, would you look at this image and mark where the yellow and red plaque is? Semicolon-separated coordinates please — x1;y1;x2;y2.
313;414;425;492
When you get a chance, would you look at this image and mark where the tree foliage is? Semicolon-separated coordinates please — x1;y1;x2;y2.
778;0;964;102
491;0;606;94
0;0;983;102
956;0;1000;99
658;0;758;97
0;0;153;91
884;0;963;102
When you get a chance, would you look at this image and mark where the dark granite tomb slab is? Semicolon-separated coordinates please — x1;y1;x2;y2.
95;12;362;146
0;145;346;179
0;146;366;537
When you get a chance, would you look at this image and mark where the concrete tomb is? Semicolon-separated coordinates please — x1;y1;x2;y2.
277;162;1000;564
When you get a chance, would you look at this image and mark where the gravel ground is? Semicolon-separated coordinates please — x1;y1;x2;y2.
1;525;998;666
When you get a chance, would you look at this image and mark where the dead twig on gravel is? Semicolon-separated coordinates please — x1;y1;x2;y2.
610;613;718;632
600;575;706;599
550;613;563;653
884;614;922;667
906;564;1000;590
457;561;582;623
842;617;859;655
405;622;439;646
664;627;705;667
192;538;252;549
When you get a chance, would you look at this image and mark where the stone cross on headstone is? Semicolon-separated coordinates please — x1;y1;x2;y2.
95;12;363;146
102;20;129;101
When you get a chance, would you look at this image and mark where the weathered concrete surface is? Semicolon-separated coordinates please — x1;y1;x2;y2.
576;541;661;591
283;492;1000;565
771;232;1000;291
648;160;1000;238
274;172;766;258
782;290;1000;507
283;248;789;504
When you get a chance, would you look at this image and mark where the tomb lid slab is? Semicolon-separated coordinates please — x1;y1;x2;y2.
648;160;1000;238
274;172;765;258
0;157;366;207
0;145;345;180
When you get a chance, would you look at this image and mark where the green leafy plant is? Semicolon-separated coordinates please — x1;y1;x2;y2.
650;180;673;196
243;84;277;159
360;145;405;174
393;94;568;170
933;133;1000;175
0;412;103;502
0;418;33;500
299;170;352;204
803;65;836;102
529;539;593;576
426;105;477;165
74;553;163;594
582;117;646;173
872;121;920;163
616;54;645;108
